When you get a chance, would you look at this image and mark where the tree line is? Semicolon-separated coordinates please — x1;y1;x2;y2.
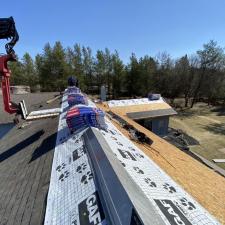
9;40;225;107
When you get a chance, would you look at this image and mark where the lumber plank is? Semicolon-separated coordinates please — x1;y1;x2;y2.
46;95;61;104
28;108;61;116
213;159;225;163
26;113;59;121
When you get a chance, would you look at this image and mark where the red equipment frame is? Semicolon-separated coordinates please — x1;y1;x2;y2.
0;54;18;114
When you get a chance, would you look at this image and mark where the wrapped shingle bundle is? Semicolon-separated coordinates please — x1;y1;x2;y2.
148;93;161;101
67;86;81;94
66;106;107;132
67;93;88;106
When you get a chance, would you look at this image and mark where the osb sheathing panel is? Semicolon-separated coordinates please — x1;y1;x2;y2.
107;102;171;115
98;103;225;224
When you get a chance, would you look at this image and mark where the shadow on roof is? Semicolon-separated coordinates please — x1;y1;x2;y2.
0;130;44;163
30;132;57;162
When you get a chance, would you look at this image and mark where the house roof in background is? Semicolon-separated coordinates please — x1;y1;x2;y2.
127;108;177;120
108;97;164;107
106;98;175;118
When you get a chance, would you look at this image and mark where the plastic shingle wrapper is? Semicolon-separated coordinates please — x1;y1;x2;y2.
66;106;107;132
148;93;161;101
67;86;81;94
67;93;88;106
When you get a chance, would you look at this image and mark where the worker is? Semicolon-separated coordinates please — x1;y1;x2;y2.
68;76;79;87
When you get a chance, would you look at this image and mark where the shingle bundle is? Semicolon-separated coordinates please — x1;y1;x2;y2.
67;86;81;94
67;93;88;106
66;106;107;132
148;93;161;101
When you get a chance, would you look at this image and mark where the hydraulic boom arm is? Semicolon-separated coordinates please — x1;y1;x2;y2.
0;16;19;54
0;17;20;115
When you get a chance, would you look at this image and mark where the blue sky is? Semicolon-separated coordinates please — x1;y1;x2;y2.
1;0;225;62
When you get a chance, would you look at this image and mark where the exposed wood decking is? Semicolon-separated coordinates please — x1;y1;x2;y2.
107;102;171;114
0;93;59;225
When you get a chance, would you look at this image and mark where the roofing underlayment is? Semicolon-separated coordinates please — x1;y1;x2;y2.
44;92;223;225
106;98;176;120
108;98;165;107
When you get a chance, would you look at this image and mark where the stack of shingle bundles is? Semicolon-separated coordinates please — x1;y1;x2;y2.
66;106;107;132
67;93;88;106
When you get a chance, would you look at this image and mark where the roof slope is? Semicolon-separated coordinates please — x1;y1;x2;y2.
0;93;59;225
97;102;225;224
45;93;221;224
106;97;177;119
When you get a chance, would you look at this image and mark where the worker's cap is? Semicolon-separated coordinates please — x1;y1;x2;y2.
68;76;77;86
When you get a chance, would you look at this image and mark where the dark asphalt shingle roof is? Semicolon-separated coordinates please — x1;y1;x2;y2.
0;93;60;225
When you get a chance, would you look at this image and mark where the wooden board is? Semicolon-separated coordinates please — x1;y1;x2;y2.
28;108;61;116
46;95;61;104
213;159;225;163
97;102;225;224
110;103;172;115
26;113;59;121
26;108;61;121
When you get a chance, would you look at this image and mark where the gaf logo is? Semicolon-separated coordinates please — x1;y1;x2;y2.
154;199;192;225
118;149;137;161
78;191;105;225
73;146;86;161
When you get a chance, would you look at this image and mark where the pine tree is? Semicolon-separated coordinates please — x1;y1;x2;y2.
82;46;94;92
22;53;38;90
111;51;124;98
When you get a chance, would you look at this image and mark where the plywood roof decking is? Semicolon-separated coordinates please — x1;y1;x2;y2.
97;103;225;224
106;102;172;115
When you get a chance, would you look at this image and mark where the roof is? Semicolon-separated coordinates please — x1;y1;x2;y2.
97;102;225;224
0;92;59;225
44;92;221;225
108;97;165;107
106;97;177;120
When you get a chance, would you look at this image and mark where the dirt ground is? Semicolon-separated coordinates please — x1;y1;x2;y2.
170;102;225;170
